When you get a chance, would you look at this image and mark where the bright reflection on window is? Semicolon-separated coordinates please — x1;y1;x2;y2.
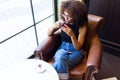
0;27;36;69
0;0;33;42
36;17;54;43
32;0;54;22
0;0;54;69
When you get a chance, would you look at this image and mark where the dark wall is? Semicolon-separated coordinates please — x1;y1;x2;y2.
88;0;120;56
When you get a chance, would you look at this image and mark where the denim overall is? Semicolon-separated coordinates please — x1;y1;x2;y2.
52;41;83;75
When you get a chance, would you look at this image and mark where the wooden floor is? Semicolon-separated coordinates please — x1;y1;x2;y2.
101;77;118;80
94;52;120;80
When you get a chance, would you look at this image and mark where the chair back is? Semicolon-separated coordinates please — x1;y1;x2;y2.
83;14;104;51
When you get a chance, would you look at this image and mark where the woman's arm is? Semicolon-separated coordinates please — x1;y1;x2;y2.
71;25;87;50
47;21;61;36
62;25;87;50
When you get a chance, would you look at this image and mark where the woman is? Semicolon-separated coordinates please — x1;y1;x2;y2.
47;0;88;79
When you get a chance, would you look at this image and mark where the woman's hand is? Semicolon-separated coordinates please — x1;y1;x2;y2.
54;21;61;29
61;24;74;36
47;21;61;36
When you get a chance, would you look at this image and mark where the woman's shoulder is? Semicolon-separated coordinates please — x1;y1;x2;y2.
78;25;87;33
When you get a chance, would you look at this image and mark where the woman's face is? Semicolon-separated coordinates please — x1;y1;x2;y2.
62;11;74;24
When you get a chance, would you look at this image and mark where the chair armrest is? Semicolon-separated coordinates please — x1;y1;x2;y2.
34;33;61;61
87;35;102;69
85;35;103;80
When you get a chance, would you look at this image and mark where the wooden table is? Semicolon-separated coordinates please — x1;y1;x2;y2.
0;59;59;80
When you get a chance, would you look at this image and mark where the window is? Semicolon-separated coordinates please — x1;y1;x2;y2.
0;0;54;69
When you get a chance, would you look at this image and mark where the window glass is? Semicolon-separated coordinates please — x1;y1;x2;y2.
32;0;54;23
0;0;33;42
0;27;36;69
0;0;54;69
36;17;54;43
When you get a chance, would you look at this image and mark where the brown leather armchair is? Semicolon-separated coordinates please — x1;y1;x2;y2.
34;14;104;80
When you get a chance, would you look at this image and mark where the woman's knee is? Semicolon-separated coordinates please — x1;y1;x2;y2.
54;49;68;61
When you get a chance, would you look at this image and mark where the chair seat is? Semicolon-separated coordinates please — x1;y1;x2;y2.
69;59;86;79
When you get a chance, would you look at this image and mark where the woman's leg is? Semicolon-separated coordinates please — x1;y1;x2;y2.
68;50;83;69
52;49;69;73
52;49;69;80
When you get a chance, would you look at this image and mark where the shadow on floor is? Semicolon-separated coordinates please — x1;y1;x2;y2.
95;52;120;80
